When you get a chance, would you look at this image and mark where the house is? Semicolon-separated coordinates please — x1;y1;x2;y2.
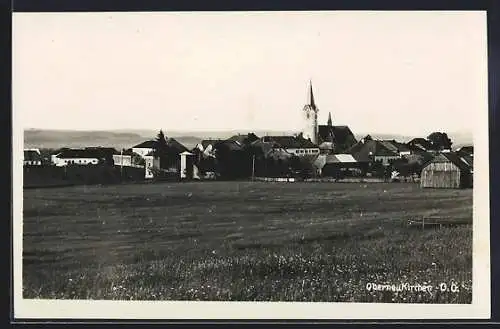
420;152;472;189
51;147;117;166
261;135;320;156
457;145;473;157
407;138;436;154
314;153;367;177
131;140;156;157
380;140;411;156
227;133;260;146
24;149;42;166
349;135;400;166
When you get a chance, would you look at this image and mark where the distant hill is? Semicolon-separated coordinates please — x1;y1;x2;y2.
23;129;473;151
23;129;203;150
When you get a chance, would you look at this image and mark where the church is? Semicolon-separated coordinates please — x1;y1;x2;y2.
301;81;357;154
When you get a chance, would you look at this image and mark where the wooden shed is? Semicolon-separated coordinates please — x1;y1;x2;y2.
420;152;472;189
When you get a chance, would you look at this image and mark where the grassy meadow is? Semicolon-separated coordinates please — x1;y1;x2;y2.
22;181;472;303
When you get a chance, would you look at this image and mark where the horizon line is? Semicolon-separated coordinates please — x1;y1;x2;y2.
23;127;473;136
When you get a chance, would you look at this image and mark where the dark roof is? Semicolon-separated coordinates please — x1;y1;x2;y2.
349;139;399;161
380;140;410;153
408;138;434;151
317;125;357;147
457;145;473;155
460;154;473;169
132;140;156;149
425;152;472;172
24;150;42;162
56;148;117;159
227;133;260;145
167;138;189;153
261;136;318;149
215;139;244;152
116;148;135;156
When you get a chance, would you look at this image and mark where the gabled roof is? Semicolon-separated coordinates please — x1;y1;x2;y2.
425;152;472;172
24;150;42;162
167;138;189;154
380;140;410;153
261;136;318;149
215;139;244;152
327;154;357;163
227;133;260;145
349;139;398;161
132;140;156;149
317;125;357;147
408;138;434;151
457;145;473;156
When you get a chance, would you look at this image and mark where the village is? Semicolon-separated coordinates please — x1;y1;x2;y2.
23;82;474;189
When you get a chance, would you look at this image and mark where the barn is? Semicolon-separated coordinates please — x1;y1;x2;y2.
420;152;472;189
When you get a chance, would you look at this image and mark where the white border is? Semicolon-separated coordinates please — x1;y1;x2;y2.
12;11;491;320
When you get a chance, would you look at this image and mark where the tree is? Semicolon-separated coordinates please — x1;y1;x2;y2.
153;130;168;156
152;130;171;169
426;132;452;150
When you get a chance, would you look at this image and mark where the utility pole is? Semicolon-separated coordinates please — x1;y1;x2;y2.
120;149;123;181
252;154;256;181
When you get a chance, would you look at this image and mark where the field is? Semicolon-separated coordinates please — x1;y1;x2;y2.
22;181;473;303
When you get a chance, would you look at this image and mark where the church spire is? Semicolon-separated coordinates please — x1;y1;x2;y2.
309;79;316;110
327;112;332;126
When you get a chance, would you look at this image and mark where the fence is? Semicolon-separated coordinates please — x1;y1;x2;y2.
407;215;472;230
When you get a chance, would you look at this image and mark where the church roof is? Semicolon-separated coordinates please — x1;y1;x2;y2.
318;125;357;145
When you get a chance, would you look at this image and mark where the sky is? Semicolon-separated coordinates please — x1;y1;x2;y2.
13;11;487;136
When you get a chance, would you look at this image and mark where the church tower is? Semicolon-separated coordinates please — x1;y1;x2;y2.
302;80;319;144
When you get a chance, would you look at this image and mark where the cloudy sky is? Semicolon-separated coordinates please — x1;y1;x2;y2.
13;11;487;136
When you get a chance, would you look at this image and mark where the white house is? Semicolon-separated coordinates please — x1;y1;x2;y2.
131;140;156;157
51;148;115;166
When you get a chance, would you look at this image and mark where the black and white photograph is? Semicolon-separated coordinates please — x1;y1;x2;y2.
13;10;490;319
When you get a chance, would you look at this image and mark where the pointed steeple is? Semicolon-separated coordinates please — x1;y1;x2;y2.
308;79;316;110
327;112;332;126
